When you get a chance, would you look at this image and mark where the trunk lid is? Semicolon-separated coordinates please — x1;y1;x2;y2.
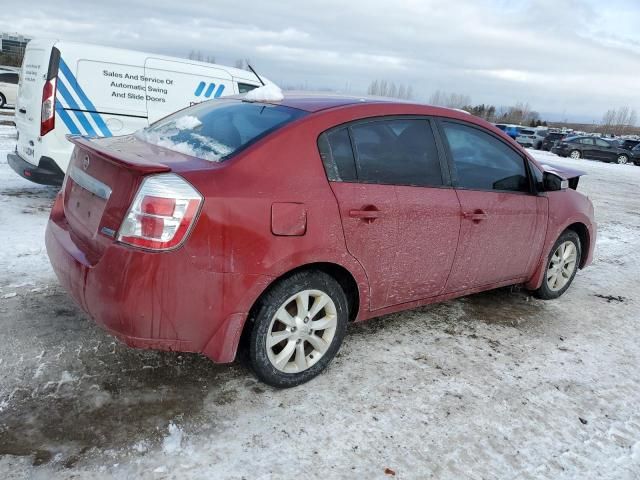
15;39;57;165
62;135;198;263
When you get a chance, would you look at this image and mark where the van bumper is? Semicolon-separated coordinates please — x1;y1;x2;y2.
8;152;65;186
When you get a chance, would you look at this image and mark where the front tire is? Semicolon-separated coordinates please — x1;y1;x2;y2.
0;94;6;109
534;230;581;300
569;150;581;160
248;270;349;388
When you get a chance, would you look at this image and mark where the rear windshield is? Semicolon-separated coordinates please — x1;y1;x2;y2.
137;100;306;162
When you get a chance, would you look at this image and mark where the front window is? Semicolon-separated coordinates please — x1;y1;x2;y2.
137;100;306;162
442;121;529;193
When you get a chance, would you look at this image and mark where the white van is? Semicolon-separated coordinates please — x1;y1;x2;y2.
9;39;266;185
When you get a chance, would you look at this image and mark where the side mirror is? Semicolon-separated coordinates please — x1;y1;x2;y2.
542;172;568;191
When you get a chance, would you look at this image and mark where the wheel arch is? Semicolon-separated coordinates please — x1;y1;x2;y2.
229;261;364;364
565;222;590;268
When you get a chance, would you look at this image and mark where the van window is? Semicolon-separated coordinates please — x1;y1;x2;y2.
137;99;306;162
238;82;259;94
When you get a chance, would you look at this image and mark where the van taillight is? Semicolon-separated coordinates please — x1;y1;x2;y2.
41;78;57;137
117;174;203;251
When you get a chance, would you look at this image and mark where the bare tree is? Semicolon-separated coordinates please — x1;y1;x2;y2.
367;79;414;99
428;90;471;109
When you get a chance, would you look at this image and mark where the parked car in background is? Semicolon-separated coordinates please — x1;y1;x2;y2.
552;136;632;164
494;123;520;139
516;127;548;149
618;139;640;151
9;38;266;186
541;132;566;151
0;70;19;108
46;93;596;387
630;144;640;165
515;128;537;148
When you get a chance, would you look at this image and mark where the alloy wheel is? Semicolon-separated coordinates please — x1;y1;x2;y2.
570;150;581;159
617;155;628;165
546;241;578;291
266;289;338;373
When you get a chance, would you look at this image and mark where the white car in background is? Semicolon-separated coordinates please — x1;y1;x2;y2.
516;126;548;149
0;70;19;108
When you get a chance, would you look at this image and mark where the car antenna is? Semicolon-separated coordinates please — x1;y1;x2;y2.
246;62;266;86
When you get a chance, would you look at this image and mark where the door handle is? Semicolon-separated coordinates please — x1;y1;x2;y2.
349;208;380;223
463;210;488;222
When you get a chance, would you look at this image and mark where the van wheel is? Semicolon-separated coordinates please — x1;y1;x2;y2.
249;270;348;388
0;94;6;109
534;230;581;300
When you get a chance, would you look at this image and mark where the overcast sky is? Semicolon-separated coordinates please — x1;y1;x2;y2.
2;0;639;123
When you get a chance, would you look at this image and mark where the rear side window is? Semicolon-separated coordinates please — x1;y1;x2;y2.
318;128;357;182
319;118;444;187
595;138;611;147
578;138;594;145
442;121;529;193
350;119;443;187
138;100;306;162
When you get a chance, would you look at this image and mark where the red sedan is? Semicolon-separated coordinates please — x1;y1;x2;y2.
46;94;596;387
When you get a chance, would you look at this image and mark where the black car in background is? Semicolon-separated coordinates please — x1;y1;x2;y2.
618;139;640;151
630;144;640;165
552;136;632;164
541;132;566;151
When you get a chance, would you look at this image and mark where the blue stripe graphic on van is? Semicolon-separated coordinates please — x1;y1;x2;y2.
56;79;98;136
214;84;225;98
194;81;206;97
58;58;112;137
55;101;81;135
204;83;216;98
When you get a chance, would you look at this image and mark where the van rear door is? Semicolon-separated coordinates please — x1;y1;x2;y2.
143;58;233;123
15;39;57;166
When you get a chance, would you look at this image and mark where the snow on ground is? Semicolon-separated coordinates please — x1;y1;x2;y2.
0;136;639;479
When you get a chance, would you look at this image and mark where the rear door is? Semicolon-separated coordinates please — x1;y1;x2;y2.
438;120;547;292
14;40;56;165
594;138;616;162
143;58;234;123
319;117;461;310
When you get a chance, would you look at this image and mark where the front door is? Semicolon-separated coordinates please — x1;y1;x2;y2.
319;117;460;310
438;120;547;293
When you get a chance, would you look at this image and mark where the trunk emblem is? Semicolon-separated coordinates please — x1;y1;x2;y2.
83;155;90;170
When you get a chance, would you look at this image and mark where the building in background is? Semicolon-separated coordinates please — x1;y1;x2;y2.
0;32;31;68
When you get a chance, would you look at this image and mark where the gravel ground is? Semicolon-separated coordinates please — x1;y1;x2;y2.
0;130;639;479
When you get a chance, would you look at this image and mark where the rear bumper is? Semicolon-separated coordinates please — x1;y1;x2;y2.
8;152;65;186
45;194;273;362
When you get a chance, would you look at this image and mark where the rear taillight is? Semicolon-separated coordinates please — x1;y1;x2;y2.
117;174;203;251
41;77;57;137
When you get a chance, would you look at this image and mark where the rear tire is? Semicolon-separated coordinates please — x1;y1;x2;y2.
617;154;629;165
248;270;348;388
534;230;581;300
569;150;581;159
0;94;6;109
